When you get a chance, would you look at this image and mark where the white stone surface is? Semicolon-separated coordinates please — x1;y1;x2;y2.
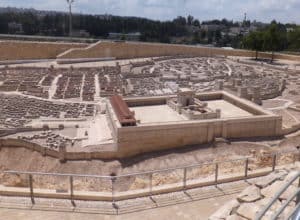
255;170;287;188
209;199;240;220
49;74;61;100
81;114;113;146
283;170;300;183
261;181;298;200
236;203;260;220
226;214;247;220
237;185;261;203
206;100;253;118
131;105;188;124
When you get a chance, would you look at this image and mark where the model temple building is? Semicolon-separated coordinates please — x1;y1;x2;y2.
106;89;282;157
167;88;221;120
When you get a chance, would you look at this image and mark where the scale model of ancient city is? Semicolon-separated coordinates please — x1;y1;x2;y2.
1;41;300;218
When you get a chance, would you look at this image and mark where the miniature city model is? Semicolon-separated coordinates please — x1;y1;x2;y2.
1;54;300;207
0;56;297;159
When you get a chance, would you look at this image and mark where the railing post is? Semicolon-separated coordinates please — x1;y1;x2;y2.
29;174;34;204
111;176;116;205
215;163;219;185
183;167;187;190
297;149;300;163
245;158;249;179
69;176;74;202
272;154;277;172
296;177;300;205
149;173;153;196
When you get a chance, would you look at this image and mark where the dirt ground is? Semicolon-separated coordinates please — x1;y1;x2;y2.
0;134;299;192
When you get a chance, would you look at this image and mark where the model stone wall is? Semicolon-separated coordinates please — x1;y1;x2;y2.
0;138;119;160
0;117;282;160
117;121;214;156
224;116;282;138
116;115;282;156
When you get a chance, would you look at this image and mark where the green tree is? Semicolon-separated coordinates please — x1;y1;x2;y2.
263;21;287;62
192;31;201;44
207;31;214;44
200;30;207;40
287;28;300;51
193;19;200;27
215;30;222;44
243;31;264;60
187;15;194;26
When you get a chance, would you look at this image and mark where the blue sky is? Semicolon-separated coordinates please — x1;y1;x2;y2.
0;0;299;23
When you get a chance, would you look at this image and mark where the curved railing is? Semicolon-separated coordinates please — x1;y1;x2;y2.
1;149;299;204
255;171;300;220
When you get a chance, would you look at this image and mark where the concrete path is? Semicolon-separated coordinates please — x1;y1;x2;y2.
266;98;294;110
49;74;61;100
94;73;101;101
0;194;237;220
0;177;266;220
225;63;232;76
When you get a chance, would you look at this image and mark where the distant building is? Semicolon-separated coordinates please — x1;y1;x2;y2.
286;28;295;32
229;24;257;37
229;27;241;36
71;30;90;38
108;32;141;41
249;24;258;32
8;22;23;34
201;24;225;32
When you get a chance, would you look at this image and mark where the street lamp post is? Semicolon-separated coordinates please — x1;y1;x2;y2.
66;0;75;37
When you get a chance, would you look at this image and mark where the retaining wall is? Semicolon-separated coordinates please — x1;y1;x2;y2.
117;115;282;157
0;138;119;160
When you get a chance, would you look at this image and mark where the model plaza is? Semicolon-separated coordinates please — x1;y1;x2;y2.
131;88;252;124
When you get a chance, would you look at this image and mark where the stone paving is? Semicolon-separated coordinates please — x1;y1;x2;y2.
0;176;271;220
209;165;300;219
0;194;236;220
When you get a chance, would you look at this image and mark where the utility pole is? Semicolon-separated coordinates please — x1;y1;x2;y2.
66;0;75;37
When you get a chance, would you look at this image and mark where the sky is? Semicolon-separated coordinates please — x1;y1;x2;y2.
0;0;299;24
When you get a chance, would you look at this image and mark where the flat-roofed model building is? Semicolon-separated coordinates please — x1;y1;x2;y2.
110;95;136;127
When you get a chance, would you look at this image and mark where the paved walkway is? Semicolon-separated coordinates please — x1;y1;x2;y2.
0;178;264;220
0;194;237;220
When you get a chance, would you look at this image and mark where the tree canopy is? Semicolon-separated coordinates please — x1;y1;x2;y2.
242;21;299;61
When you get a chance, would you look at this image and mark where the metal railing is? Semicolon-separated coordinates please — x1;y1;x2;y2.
2;150;300;204
255;171;300;220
